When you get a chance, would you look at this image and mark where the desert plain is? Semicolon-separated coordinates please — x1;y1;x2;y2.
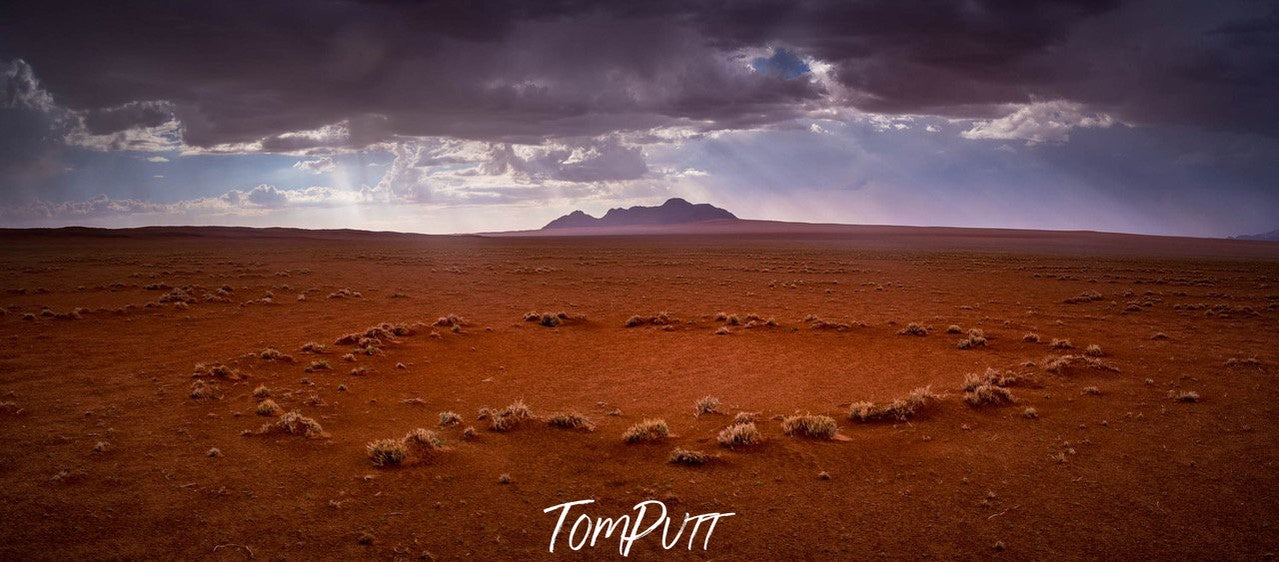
0;223;1276;559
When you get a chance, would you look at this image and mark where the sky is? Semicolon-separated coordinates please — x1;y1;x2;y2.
1;0;1277;237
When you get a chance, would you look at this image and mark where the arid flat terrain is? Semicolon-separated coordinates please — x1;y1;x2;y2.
1;225;1277;559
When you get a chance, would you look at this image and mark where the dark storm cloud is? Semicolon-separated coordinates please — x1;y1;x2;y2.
0;0;1276;150
82;101;174;135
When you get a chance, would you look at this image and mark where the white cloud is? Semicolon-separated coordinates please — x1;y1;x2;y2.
961;100;1116;145
293;156;336;174
146;156;170;163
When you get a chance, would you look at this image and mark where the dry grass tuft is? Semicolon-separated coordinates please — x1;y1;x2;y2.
946;325;963;334
848;387;941;422
433;314;465;328
668;447;714;466
964;384;1014;407
403;428;445;451
260;348;290;361
899;323;928;336
957;328;988;349
190;380;219;401
256;399;281;416
265;411;325;438
547;411;595;431
717;422;761;448
1171;390;1200;403
1022;407;1039;419
1023;333;1041;343
489;400;534;432
305;360;331;372
1043;354;1119;375
1084;344;1104;357
301;342;327;353
714;326;730;335
1224;357;1261;368
1082;386;1102;396
524;311;566;327
1050;338;1074;349
781;414;838;439
626;312;677;328
732;411;758;425
438;411;461;427
622;419;670;443
252;385;271;399
368;429;443;467
695;396;722;416
366;439;408;467
962;368;1017;392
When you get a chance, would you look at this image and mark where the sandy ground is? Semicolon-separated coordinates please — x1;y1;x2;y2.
0;225;1276;559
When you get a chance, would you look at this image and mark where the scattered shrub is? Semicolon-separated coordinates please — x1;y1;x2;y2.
1050;339;1073;349
547;411;595;431
964;384;1014;407
252;385;271;399
1171;391;1200;403
1224;357;1261;368
403;428;444;452
433;314;464;328
301;342;327;353
957;329;988;349
622;419;670;443
1084;344;1104;357
1022;407;1039;419
305;360;331;372
732;412;758;425
669;447;712;465
266;411;325;438
1023;333;1041;343
717;422;761;448
714;327;730;335
439;411;462;427
367;439;408;467
946;325;962;334
256;399;281;416
695;396;722;416
1063;290;1104;304
1082;386;1101;396
899;323;928;336
848;387;940;422
190;380;218;401
781;414;838;439
1043;354;1119;375
489;400;534;432
962;368;1017;392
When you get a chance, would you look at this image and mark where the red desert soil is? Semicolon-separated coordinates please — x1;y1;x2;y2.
0;224;1276;559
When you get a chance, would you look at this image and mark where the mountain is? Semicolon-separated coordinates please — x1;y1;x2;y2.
542;198;737;229
1233;229;1279;241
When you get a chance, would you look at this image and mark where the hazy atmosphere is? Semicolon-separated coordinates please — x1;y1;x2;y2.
2;0;1277;236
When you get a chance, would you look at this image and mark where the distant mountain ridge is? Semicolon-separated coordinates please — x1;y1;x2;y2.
542;198;737;229
1233;229;1279;241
